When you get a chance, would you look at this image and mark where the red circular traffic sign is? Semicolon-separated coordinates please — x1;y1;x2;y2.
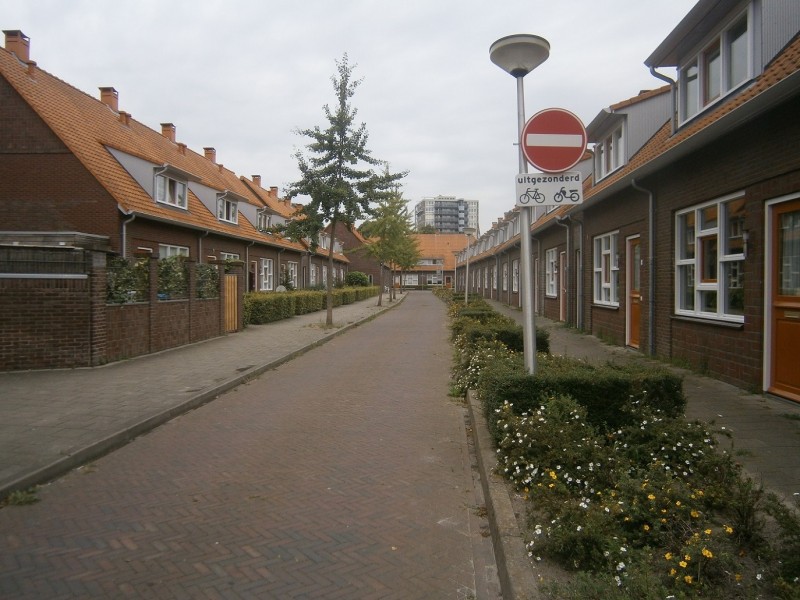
521;108;587;173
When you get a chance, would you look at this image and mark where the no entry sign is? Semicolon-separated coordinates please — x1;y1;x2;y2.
521;108;587;173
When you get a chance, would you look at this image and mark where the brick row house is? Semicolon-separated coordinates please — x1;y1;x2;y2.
457;0;800;403
0;30;348;369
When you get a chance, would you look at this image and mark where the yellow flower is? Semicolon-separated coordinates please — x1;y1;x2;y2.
643;524;650;531
549;470;557;479
702;548;713;558
665;552;673;561
675;500;682;507
724;525;734;534
735;573;742;582
670;568;677;576
684;575;693;584
679;561;687;568
548;483;555;488
691;510;700;518
684;554;692;562
647;493;656;501
704;528;712;535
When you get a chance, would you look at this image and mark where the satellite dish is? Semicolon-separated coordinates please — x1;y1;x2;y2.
276;285;287;292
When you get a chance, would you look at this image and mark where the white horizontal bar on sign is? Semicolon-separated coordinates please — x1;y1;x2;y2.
525;133;584;147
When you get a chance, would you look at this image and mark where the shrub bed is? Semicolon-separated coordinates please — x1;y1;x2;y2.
436;291;800;599
244;286;379;325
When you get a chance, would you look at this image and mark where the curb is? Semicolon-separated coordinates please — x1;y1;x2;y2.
466;390;540;600
1;294;403;499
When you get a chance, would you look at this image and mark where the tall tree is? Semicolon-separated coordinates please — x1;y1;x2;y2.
360;191;417;306
279;54;406;325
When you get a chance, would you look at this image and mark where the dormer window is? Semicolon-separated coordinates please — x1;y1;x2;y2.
594;125;624;180
679;11;750;123
217;194;238;224
257;209;272;232
155;174;187;209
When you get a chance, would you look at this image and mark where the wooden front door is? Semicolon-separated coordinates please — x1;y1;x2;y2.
627;237;642;349
770;199;800;402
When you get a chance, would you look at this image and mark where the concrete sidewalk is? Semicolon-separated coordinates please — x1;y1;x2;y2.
486;299;800;505
0;293;401;498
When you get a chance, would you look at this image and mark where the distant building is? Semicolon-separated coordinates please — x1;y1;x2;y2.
414;196;479;234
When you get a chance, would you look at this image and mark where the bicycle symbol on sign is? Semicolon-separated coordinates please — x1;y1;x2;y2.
553;187;580;203
518;188;545;205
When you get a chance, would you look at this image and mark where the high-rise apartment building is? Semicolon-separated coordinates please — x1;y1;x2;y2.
414;196;479;234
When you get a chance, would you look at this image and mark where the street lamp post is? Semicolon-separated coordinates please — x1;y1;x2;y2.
463;227;476;305
490;34;550;375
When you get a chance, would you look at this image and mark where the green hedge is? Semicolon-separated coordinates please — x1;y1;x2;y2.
244;286;379;325
479;355;686;441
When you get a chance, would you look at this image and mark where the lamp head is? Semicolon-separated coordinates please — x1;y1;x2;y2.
490;34;550;77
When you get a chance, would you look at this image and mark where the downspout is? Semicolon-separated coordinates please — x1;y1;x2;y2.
649;66;677;135
535;237;542;313
120;210;136;258
631;178;656;357
556;214;571;326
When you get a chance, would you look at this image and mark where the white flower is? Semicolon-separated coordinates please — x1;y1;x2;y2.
617;562;626;571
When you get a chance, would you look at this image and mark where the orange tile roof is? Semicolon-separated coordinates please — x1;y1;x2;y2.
0;39;313;256
409;233;468;271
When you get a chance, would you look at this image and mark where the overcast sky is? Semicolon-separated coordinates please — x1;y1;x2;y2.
5;0;697;233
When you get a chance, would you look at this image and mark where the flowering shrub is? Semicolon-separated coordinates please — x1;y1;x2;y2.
438;292;800;598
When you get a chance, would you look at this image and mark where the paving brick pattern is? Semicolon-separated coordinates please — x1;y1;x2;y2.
0;293;500;599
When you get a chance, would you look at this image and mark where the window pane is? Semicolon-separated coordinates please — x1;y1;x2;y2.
679;265;695;310
701;236;718;282
704;43;721;103
779;210;800;296
724;198;746;255
729;17;748;87
679;212;695;259
683;63;699;118
700;290;718;312
701;205;718;230
724;261;745;315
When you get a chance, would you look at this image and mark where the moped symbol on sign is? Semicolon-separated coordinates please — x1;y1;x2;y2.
515;171;583;207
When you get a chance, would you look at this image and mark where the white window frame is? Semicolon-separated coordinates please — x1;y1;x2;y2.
678;8;752;123
546;248;558;298
287;261;298;288
675;192;746;322
309;264;317;286
257;210;272;232
155;175;188;209
217;195;239;224
158;244;189;258
594;125;625;181
220;252;239;261
403;273;419;286
502;261;509;292
322;265;328;285
593;232;619;306
512;259;519;293
260;258;274;291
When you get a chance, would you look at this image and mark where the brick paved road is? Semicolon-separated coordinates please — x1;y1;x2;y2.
0;293;499;599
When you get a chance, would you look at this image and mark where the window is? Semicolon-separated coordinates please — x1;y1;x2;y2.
158;244;189;258
679;12;750;122
217;196;238;224
155;175;187;209
675;194;745;321
492;266;497;290
595;125;625;180
260;258;274;291
309;264;316;286
220;252;239;261
502;261;509;292
546;248;558;297
322;265;328;285
287;261;298;288
512;259;519;293
593;232;619;306
257;210;272;232
403;274;419;286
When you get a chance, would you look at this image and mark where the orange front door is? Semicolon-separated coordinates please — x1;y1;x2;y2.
770;199;800;402
627;237;642;349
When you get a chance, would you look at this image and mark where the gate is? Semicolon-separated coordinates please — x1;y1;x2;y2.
224;273;238;332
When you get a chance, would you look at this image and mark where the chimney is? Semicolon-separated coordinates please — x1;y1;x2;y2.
252;175;261;187
204;147;216;163
3;30;30;62
270;186;278;197
177;142;186;155
99;87;119;112
161;123;176;142
119;111;131;126
26;60;36;76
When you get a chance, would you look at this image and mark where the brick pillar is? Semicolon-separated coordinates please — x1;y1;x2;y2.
88;250;108;366
186;259;197;342
146;254;159;352
213;261;226;335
